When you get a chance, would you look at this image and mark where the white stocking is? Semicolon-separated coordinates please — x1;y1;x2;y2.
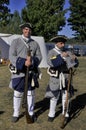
27;90;35;116
48;92;60;118
13;90;23;117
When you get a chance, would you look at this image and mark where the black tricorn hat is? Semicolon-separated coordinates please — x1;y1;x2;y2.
50;35;67;43
19;23;32;29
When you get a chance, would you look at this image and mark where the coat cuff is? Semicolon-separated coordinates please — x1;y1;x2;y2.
51;55;64;67
16;57;26;71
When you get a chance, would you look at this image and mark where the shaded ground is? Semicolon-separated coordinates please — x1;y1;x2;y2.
0;57;86;130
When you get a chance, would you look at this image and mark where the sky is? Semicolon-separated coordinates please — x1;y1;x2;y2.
58;0;75;38
8;0;75;38
8;0;26;13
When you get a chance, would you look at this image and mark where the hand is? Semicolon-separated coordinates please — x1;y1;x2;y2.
71;54;76;60
61;52;68;57
25;56;32;67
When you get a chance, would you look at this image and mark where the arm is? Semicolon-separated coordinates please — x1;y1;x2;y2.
9;40;18;66
9;39;26;73
47;50;65;68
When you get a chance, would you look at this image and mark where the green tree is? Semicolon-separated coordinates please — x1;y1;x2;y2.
7;11;21;34
68;0;86;41
0;0;11;27
21;0;66;41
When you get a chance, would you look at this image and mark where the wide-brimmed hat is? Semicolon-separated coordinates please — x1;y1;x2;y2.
50;35;67;43
19;23;32;29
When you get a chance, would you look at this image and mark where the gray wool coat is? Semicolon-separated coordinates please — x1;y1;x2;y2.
45;46;78;98
9;36;42;79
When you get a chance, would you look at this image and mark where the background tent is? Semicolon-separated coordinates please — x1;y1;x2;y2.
0;38;9;59
0;33;48;68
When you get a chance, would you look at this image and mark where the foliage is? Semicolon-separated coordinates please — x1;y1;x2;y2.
21;0;67;41
6;11;22;34
67;38;86;45
0;1;21;34
0;10;21;34
68;0;86;42
0;0;11;27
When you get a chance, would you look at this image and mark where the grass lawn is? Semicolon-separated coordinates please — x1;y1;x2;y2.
0;57;86;130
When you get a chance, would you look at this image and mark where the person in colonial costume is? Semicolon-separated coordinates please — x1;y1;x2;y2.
9;23;42;123
45;35;79;122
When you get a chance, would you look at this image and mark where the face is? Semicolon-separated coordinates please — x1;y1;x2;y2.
56;42;65;49
22;27;31;38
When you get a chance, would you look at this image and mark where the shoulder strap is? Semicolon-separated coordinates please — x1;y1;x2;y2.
20;37;29;49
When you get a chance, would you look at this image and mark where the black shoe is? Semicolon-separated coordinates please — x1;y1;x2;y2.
11;116;19;123
48;116;54;122
29;114;37;123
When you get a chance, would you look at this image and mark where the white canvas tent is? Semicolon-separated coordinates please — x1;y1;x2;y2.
0;33;48;68
0;37;9;59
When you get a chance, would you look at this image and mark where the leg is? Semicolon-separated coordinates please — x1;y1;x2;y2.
27;90;35;116
48;92;60;121
12;90;23;122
